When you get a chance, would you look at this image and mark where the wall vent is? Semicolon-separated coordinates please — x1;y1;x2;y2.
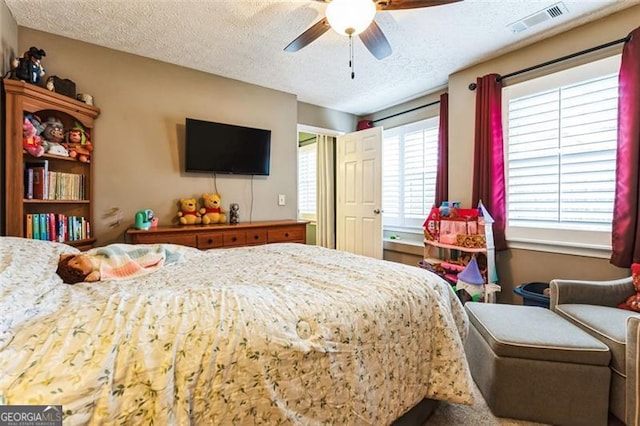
507;2;569;34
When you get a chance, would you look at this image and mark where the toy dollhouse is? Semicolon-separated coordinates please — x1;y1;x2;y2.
422;201;500;303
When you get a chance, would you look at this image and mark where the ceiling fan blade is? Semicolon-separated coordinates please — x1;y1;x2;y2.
284;17;331;52
359;20;392;60
375;0;462;11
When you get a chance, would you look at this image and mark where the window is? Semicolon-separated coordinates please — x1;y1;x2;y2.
298;142;316;221
382;117;439;229
503;55;621;250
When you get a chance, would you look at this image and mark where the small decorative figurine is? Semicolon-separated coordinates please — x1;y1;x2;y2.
229;203;240;224
11;46;46;84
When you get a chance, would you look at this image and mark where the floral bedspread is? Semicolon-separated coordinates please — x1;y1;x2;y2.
0;237;474;425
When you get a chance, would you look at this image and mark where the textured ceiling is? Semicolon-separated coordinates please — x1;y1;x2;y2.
5;0;640;115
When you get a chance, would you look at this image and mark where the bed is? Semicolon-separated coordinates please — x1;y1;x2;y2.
0;237;475;425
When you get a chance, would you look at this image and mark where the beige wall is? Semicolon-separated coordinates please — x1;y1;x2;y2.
15;28;352;245
0;0;16;74
298;101;356;134
0;0;17;229
362;88;446;130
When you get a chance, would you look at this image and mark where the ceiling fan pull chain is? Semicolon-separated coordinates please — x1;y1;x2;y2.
349;35;355;79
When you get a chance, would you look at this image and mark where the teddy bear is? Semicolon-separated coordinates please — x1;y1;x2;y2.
200;193;227;225
23;116;45;157
177;198;202;225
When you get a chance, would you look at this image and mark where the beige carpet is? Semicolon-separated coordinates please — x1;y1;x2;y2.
424;381;549;426
425;381;623;425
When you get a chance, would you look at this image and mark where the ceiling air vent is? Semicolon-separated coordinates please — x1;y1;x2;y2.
507;2;569;34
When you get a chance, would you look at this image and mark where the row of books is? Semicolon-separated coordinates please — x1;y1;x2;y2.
25;213;91;242
24;160;87;201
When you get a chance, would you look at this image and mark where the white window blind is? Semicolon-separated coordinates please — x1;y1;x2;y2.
383;117;439;229
298;142;316;220
503;55;620;250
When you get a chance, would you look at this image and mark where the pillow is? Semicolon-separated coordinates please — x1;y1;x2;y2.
618;263;640;311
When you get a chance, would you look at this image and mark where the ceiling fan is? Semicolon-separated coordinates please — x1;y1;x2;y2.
284;0;463;60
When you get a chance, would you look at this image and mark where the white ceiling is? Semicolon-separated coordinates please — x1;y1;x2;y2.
5;0;639;115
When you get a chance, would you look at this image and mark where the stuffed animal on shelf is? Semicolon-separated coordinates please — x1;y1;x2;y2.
177;198;202;225
200;193;227;225
22;116;44;157
42;116;69;157
64;122;93;162
619;264;640;311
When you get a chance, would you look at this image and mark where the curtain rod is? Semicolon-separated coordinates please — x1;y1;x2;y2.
468;34;631;90
372;99;440;123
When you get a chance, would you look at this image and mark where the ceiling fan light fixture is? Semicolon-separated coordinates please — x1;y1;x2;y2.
326;0;376;36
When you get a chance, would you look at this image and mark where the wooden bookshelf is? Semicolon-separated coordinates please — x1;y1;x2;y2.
2;78;100;249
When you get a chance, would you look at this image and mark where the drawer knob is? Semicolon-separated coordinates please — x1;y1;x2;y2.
254;235;259;240
208;239;213;244
232;237;237;242
284;232;289;237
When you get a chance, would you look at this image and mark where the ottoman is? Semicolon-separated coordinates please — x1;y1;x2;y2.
464;302;611;426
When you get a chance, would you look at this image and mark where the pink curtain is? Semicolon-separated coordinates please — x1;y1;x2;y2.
472;74;507;251
611;27;640;268
435;92;449;207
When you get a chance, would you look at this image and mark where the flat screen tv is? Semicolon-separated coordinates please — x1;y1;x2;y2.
185;118;271;175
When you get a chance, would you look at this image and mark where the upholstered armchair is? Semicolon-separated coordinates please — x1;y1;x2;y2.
550;277;640;425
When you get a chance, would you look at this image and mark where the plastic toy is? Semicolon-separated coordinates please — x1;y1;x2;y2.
11;46;46;84
455;257;485;300
135;209;155;230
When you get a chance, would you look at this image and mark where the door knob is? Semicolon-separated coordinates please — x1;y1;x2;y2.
373;209;381;214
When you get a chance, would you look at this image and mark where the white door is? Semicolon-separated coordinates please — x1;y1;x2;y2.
336;126;383;259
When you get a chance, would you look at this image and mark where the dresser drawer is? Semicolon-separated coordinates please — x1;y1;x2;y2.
223;231;247;247
245;229;267;245
197;233;224;250
268;226;304;243
126;221;307;250
133;233;197;248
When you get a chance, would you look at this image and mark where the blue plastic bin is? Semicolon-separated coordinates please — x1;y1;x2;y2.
513;282;550;309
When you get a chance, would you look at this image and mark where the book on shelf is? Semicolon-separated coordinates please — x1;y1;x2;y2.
23;165;87;201
23;213;90;242
31;167;46;200
25;160;49;199
38;213;47;241
48;213;57;242
24;168;33;199
25;214;33;238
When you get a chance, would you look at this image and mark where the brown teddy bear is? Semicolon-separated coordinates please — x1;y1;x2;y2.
200;193;227;225
177;198;202;225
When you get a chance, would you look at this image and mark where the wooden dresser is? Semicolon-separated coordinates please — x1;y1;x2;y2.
125;220;308;249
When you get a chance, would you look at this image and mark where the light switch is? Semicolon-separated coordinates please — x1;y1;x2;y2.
278;194;286;206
